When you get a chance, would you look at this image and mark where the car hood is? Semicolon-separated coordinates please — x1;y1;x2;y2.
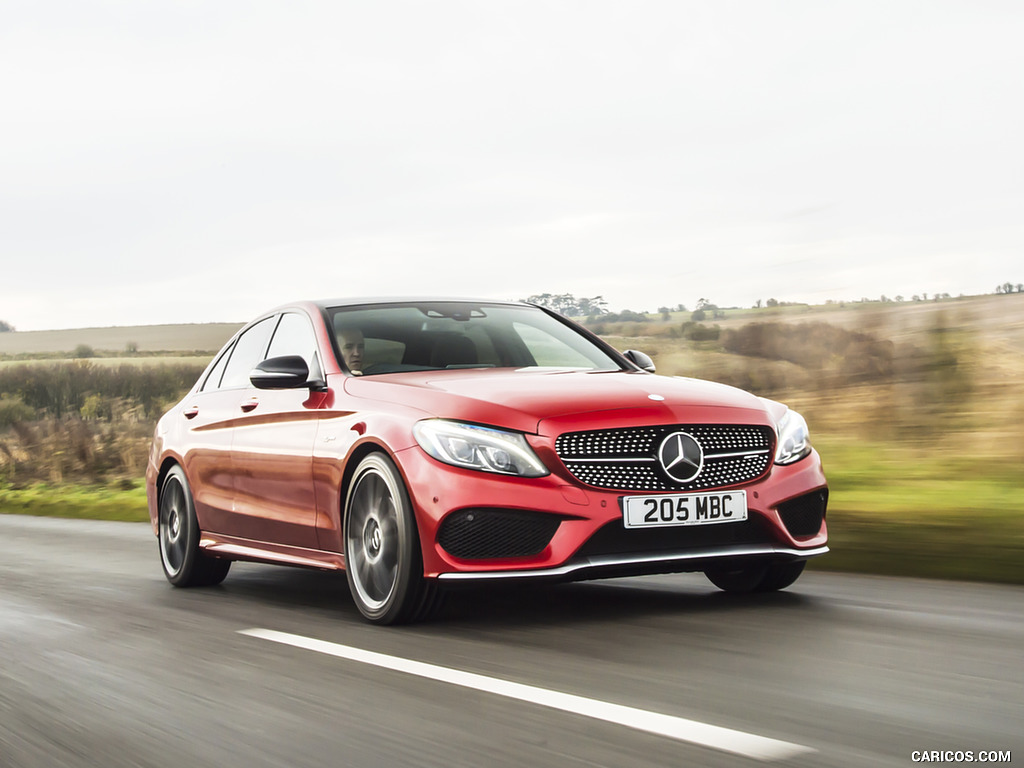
344;368;775;434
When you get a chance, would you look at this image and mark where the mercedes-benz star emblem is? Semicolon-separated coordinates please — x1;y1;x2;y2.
658;432;704;483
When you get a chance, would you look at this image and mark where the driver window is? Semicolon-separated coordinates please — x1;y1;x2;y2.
267;312;322;380
220;317;275;389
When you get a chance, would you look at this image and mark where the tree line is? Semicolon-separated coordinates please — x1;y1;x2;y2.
0;362;204;423
996;282;1024;294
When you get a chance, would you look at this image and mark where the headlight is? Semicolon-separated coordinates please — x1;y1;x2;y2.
774;408;811;465
413;420;549;477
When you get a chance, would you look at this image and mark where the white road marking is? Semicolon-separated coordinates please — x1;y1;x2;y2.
239;627;815;762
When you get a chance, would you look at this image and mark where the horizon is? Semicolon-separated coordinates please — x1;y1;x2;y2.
3;287;1021;335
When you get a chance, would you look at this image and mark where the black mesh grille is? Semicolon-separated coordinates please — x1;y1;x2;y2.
777;490;828;538
438;509;562;560
574;515;778;559
555;425;774;491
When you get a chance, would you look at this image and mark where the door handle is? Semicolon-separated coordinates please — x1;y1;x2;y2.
240;398;259;413
183;406;199;420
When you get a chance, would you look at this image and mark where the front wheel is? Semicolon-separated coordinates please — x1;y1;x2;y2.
755;560;806;591
158;465;230;587
704;560;805;594
343;453;438;624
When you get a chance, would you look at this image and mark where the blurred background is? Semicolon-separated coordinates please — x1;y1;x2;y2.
2;290;1022;583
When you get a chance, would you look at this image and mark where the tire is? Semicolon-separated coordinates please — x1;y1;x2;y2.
704;563;769;593
755;560;806;592
158;465;231;587
704;560;806;594
343;453;438;624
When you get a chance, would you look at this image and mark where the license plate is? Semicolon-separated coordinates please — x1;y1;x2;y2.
622;490;747;529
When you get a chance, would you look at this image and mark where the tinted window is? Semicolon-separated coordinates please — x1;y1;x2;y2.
200;344;233;392
221;317;275;389
327;303;621;375
513;322;599;368
267;313;318;364
267;312;322;381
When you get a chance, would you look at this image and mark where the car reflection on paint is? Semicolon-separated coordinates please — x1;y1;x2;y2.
146;299;828;624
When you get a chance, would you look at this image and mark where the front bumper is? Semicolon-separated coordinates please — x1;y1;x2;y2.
396;444;829;580
438;544;829;583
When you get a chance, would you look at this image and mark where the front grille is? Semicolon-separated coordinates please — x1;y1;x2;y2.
438;509;561;560
777;490;828;538
555;425;774;491
574;516;777;559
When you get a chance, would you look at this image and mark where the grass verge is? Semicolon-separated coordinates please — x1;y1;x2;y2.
807;438;1024;584
808;514;1023;584
0;483;150;523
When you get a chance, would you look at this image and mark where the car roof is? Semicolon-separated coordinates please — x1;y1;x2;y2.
310;297;532;310
244;297;540;330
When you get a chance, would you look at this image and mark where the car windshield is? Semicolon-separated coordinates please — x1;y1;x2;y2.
327;302;623;376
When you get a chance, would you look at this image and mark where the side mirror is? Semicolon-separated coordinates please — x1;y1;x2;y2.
623;349;656;374
250;355;313;390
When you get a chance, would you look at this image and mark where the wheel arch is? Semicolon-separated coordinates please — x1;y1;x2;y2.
337;440;427;563
339;440;410;519
154;456;209;530
155;456;182;503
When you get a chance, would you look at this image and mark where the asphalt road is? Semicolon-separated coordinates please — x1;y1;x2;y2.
1;515;1020;768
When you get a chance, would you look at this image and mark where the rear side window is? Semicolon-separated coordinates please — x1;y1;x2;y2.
220;317;276;389
200;345;233;392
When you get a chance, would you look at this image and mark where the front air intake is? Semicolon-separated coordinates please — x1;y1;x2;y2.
438;509;562;560
777;490;828;538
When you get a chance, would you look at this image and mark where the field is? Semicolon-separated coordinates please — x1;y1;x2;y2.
2;294;1023;583
592;293;1024;583
0;322;240;357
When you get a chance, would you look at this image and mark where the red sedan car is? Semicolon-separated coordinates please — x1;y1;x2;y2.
146;299;828;624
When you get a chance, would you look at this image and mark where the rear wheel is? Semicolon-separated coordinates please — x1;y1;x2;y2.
704;560;805;594
344;453;438;624
158;465;230;587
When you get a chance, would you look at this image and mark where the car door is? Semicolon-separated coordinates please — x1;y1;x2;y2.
177;339;246;536
228;311;324;549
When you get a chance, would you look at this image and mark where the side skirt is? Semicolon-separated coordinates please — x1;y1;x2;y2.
200;532;345;571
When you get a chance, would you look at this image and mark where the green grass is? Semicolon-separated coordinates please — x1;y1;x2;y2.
818;438;1024;516
808;437;1024;584
0;483;151;523
809;515;1024;584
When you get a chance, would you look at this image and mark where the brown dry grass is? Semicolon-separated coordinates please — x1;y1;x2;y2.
603;294;1024;475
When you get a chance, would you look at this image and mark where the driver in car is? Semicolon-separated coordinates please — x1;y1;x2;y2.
337;328;364;375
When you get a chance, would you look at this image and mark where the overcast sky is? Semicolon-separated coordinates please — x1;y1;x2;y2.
2;1;1022;331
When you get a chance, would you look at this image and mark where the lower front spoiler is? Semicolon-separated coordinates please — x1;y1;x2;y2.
437;544;830;583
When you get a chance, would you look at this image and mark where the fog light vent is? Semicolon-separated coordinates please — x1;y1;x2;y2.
777;490;828;538
438;509;561;560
